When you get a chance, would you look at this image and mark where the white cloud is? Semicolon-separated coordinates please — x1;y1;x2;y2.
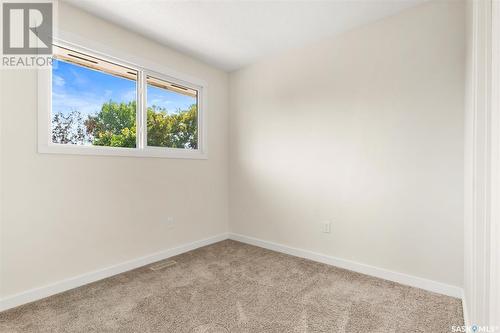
121;89;136;102
150;98;172;105
52;91;104;117
69;68;88;86
53;75;65;87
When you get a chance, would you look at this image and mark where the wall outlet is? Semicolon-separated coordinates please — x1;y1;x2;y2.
321;221;331;233
165;217;175;228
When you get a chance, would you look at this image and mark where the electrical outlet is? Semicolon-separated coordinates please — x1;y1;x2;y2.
321;221;331;233
165;217;175;228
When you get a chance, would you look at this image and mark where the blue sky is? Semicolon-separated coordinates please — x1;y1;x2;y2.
147;85;195;112
52;59;196;117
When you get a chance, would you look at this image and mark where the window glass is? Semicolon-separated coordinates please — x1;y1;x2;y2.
51;46;138;148
146;75;198;149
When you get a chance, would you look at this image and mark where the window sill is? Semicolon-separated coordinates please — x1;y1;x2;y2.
38;143;208;160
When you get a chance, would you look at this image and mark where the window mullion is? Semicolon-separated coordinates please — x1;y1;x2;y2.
137;70;146;149
142;70;148;150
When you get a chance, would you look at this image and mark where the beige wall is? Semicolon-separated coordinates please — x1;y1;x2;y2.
0;2;229;298
229;1;465;287
0;0;466;300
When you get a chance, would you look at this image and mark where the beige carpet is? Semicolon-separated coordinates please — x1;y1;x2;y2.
0;240;463;332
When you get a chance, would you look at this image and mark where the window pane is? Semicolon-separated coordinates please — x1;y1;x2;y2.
146;76;198;149
51;46;138;148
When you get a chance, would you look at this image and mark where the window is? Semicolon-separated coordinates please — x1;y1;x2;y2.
52;46;138;148
146;75;198;149
39;40;207;159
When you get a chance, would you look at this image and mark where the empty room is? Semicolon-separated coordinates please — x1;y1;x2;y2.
0;0;498;332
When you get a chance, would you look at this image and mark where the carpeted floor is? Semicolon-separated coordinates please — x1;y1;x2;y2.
0;240;463;332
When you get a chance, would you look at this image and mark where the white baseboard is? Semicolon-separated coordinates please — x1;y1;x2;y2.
0;233;228;312
0;232;464;313
228;233;463;298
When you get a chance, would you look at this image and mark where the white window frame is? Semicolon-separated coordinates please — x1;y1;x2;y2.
38;35;208;159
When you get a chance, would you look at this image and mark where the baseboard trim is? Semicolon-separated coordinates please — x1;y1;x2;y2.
228;233;463;298
0;233;228;312
1;232;464;312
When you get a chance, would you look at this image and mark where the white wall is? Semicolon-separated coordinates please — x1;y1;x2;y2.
464;0;500;327
229;1;465;288
0;2;229;298
0;0;471;310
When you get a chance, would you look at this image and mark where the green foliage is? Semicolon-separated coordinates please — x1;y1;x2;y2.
92;125;137;148
85;101;137;148
147;104;198;149
51;100;198;149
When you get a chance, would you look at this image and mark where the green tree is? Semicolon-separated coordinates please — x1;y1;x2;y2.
80;100;198;149
52;110;86;145
85;101;137;148
147;104;198;149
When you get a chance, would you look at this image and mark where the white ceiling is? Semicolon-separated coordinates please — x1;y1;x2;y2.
63;0;426;72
